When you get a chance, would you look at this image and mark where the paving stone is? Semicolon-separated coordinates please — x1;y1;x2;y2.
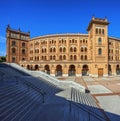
87;85;112;94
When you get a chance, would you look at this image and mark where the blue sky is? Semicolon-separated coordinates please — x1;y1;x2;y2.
0;0;120;56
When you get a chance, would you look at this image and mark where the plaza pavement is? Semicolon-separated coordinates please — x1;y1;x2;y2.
58;76;120;121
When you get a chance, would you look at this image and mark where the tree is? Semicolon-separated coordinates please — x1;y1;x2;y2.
0;56;6;62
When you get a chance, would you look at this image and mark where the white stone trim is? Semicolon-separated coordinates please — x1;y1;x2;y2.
90;74;98;77
63;74;68;77
103;74;108;77
50;74;55;76
76;74;81;76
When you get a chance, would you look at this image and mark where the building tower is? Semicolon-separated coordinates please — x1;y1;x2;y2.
87;17;109;77
6;25;30;63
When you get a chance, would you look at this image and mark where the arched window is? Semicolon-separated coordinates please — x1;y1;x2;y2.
81;47;83;52
74;47;77;52
42;56;43;60
52;40;54;44
42;48;44;53
22;49;25;54
112;56;113;60
63;47;66;52
45;48;47;53
74;55;77;60
44;56;46;60
53;55;56;60
99;29;101;34
85;55;87;60
50;55;52;60
70;47;73;52
60;47;62;52
59;55;62;60
98;48;102;55
22;42;25;47
102;29;104;34
81;55;83;60
83;39;85;43
70;55;73;60
36;56;39;61
53;48;56;52
96;28;98;34
37;49;39;53
63;55;66;60
12;41;16;46
80;40;82;43
72;39;74;43
85;47;87;52
98;37;102;44
50;48;52;52
30;50;33;54
12;48;16;54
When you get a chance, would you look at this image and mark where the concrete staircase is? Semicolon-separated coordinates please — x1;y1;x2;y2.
0;63;108;121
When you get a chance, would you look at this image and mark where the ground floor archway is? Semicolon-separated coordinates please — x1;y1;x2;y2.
44;65;50;74
55;65;62;76
82;65;89;76
108;64;112;75
35;65;39;70
27;65;30;70
116;64;120;75
68;65;76;76
20;62;120;77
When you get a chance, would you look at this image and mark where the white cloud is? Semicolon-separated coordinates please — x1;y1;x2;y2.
0;36;6;43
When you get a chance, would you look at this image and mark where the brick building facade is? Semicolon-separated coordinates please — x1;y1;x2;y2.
6;17;120;77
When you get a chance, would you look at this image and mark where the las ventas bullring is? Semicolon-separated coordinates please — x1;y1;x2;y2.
6;17;120;77
0;16;120;121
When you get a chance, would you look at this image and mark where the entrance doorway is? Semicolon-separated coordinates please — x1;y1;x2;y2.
82;65;89;76
35;65;39;70
27;65;30;70
98;68;103;77
116;65;120;75
56;65;62;76
44;65;50;74
108;65;112;75
68;65;76;76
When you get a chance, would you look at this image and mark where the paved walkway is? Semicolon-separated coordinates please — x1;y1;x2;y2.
58;76;120;121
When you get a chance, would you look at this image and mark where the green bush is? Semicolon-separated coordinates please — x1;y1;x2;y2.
0;56;6;62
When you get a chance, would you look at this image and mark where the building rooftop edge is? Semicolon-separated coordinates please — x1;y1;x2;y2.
7;26;30;36
87;17;109;31
31;33;88;40
109;36;120;41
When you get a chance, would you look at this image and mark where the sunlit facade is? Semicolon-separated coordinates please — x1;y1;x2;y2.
6;17;120;77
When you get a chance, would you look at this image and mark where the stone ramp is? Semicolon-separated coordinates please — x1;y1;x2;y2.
8;63;86;92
